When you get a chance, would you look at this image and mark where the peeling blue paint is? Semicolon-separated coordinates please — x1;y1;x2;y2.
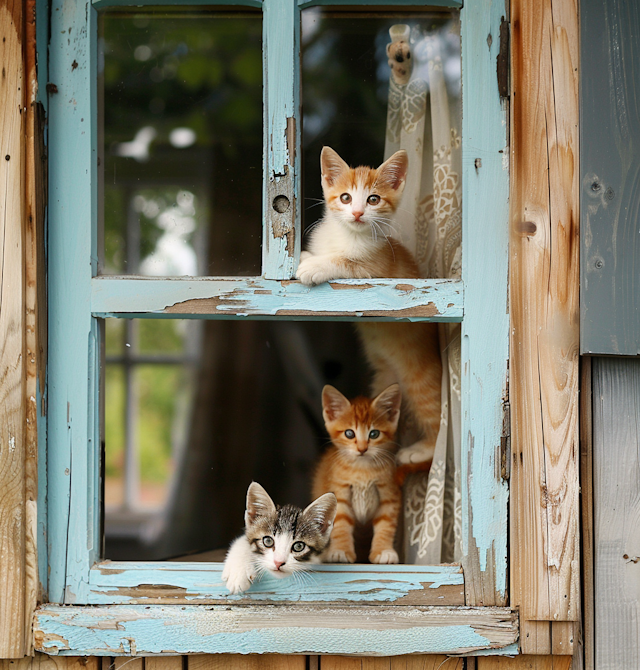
91;277;463;322
34;605;519;656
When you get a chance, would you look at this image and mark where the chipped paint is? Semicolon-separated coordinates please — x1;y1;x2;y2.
84;562;464;605
34;604;519;656
91;277;463;322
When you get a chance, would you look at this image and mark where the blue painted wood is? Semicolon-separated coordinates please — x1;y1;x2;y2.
91;277;463;321
93;0;263;8
79;562;464;605
460;0;510;606
299;0;461;6
262;0;301;279
47;0;101;604
33;604;519;656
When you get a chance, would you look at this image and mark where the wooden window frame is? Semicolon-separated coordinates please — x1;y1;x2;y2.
34;0;517;657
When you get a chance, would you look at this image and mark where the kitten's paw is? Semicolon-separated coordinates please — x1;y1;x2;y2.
370;549;399;564
295;257;334;286
325;549;356;563
300;251;312;261
396;441;435;466
222;562;255;594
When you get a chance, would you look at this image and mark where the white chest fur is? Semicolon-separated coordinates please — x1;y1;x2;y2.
350;482;380;524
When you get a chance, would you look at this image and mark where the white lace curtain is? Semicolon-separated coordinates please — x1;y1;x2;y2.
383;21;463;564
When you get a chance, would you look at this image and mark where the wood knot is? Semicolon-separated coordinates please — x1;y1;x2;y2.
517;221;537;236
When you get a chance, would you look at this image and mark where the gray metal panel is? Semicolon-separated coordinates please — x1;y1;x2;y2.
581;0;640;355
592;358;640;669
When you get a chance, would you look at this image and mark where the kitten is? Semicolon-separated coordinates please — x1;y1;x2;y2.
312;384;402;564
297;147;442;471
221;482;337;594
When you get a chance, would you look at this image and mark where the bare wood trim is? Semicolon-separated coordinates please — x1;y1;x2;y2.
319;657;464;669
0;0;28;658
0;655;101;670
519;622;551;656
551;622;575;656
579;358;594;670
146;658;183;670
510;0;581;637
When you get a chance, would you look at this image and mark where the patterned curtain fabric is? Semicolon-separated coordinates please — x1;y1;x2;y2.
384;21;463;564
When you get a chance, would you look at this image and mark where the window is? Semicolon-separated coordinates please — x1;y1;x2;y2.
37;0;513;657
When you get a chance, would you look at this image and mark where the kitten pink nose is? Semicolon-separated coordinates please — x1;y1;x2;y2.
274;559;286;570
353;210;364;221
357;444;368;454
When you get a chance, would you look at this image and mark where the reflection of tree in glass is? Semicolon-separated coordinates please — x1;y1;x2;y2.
101;12;263;276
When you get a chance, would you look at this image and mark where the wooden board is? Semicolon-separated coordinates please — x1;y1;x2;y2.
580;0;640;355
459;0;510;609
91;277;463;322
592;358;640;669
33;604;519;656
477;656;572;670
319;657;463;669
83;562;464;606
509;0;581;637
190;656;304;670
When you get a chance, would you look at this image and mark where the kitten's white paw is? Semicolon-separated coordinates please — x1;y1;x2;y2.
296;257;334;286
396;441;435;465
222;562;255;594
371;549;399;564
325;549;355;563
300;251;312;261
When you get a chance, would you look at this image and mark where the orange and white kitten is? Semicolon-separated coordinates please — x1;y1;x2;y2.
297;147;442;472
313;384;402;564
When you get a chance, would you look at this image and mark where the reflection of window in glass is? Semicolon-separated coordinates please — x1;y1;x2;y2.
104;318;201;554
99;10;263;277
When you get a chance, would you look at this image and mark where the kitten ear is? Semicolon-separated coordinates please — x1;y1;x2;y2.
321;147;350;187
372;383;402;428
322;385;351;423
376;150;408;191
245;482;276;527
302;492;337;536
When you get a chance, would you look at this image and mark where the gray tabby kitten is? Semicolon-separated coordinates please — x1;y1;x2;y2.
222;482;338;594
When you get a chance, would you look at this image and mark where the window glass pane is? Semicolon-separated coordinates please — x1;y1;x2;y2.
301;8;461;279
99;10;263;277
103;319;367;561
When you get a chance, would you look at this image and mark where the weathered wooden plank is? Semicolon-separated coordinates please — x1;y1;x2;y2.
580;0;640;355
299;0;461;7
0;0;28;658
593;358;640;670
551;622;574;656
91;277;463;322
262;0;300;279
509;0;580;629
47;0;101;604
189;655;305;670
319;657;463;670
477;656;572;670
114;660;142;670
93;0;262;7
579;358;594;670
83;562;464;606
146;658;183;670
0;655;101;670
460;0;510;607
518;622;551;657
33;605;519;656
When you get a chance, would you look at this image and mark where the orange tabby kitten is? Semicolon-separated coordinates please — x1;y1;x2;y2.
313;384;402;564
297;147;441;473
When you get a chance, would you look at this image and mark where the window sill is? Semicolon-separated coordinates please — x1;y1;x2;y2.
34;603;519;656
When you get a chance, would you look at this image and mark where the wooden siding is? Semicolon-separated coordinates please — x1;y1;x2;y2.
580;0;640;355
33;604;519;656
592;358;640;669
509;0;581;654
91;277;463;321
0;0;43;658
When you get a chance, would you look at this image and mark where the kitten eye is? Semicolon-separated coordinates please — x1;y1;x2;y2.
344;429;355;439
369;429;381;439
367;194;381;205
292;541;306;552
262;536;274;548
340;193;352;203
